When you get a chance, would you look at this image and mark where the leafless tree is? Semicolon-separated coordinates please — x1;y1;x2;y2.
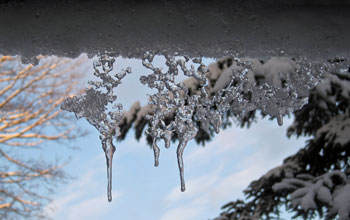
0;54;87;219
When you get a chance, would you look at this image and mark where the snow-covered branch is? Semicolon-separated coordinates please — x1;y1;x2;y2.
216;58;350;220
118;55;323;146
273;171;350;220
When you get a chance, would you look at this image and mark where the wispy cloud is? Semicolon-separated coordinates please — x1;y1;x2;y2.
159;206;204;220
160;117;307;220
45;168;98;217
159;154;262;220
164;167;222;204
191;163;265;206
45;115;306;220
45;155;123;220
65;191;121;220
184;126;256;170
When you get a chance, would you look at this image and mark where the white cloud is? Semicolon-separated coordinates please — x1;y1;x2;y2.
164;167;222;204
184;126;256;171
45;168;99;217
160;117;307;220
66;191;121;220
159;206;204;220
45;155;123;220
45;192;82;218
159;153;264;220
164;146;271;206
191;162;265;206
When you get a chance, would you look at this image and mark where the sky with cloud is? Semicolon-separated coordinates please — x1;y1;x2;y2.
41;55;307;220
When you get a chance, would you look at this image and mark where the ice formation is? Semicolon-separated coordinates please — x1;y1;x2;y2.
61;52;131;202
137;52;322;192
61;51;325;201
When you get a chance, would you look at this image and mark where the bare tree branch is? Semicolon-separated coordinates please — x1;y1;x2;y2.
0;54;88;219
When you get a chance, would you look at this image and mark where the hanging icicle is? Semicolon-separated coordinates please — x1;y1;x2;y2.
61;52;131;202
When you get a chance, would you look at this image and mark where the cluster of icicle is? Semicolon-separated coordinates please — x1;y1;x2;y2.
61;52;131;202
139;52;322;192
61;51;323;201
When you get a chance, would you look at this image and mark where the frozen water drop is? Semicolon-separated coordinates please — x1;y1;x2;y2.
102;137;116;202
161;130;172;148
277;115;283;126
213;114;222;134
177;141;187;192
116;71;126;79
125;67;132;73
192;57;202;64
152;139;160;167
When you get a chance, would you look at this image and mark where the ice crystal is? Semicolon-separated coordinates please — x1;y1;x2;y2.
61;52;131;202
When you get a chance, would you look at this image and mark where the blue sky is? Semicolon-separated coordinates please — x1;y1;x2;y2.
39;55;307;220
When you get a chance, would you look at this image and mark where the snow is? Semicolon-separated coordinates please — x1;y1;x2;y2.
134;105;154;128
263;156;301;180
316;114;350;146
317;186;332;205
182;77;200;94
274;170;350;219
315;73;350;101
123;101;140;124
328;184;350;220
263;57;297;88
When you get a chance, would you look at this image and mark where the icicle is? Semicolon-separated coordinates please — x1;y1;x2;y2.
152;138;160;167
277;115;283;126
160;120;172;148
161;130;172;148
102;137;116;202
213;113;222;134
177;141;187;192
